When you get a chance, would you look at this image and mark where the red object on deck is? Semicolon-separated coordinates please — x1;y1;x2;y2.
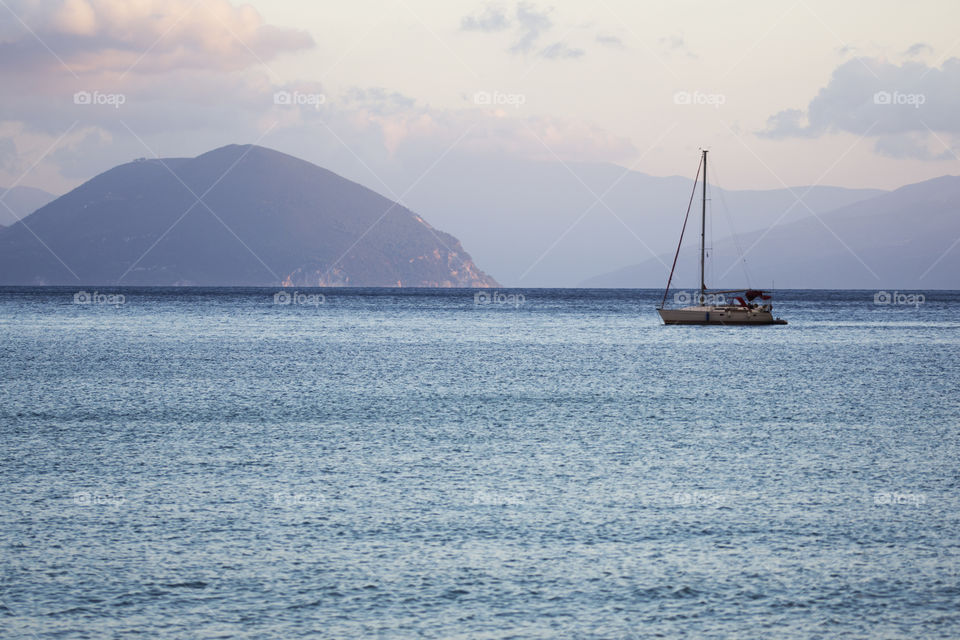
745;289;771;301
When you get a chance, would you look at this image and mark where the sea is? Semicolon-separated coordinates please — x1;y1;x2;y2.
1;287;958;639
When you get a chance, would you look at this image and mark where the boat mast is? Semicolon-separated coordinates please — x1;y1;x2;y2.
658;155;702;309
700;149;707;304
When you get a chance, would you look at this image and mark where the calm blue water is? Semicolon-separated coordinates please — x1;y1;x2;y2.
1;288;958;639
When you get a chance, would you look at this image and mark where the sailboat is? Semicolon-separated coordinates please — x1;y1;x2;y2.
657;150;787;326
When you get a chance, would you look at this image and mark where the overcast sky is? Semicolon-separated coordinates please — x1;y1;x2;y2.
1;0;958;195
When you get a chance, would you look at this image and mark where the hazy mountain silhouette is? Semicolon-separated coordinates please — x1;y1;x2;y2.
580;175;960;290
0;145;498;287
396;153;885;286
0;186;57;227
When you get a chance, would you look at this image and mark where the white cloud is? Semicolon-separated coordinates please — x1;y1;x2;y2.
510;2;552;53
904;42;933;58
0;0;313;75
460;4;510;32
873;132;954;161
540;42;583;59
759;57;960;159
1;67;636;194
271;88;635;165
594;33;623;48
461;2;587;60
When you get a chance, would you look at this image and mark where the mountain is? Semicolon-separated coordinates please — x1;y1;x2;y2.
0;145;498;287
393;153;885;287
580;175;960;290
0;186;57;226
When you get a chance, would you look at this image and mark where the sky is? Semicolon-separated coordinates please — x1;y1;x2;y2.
0;0;958;196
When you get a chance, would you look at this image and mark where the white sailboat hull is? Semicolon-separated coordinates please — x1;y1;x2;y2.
657;305;787;325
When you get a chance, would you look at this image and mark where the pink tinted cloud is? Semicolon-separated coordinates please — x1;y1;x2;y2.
1;0;314;74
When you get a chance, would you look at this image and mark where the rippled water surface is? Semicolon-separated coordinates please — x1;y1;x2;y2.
1;288;959;639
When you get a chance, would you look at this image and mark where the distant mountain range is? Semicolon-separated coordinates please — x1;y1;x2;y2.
0;145;498;287
395;153;886;287
0;186;57;227
1;145;956;289
580;175;960;290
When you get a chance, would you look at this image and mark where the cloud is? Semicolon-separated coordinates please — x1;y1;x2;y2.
0;64;280;140
540;42;583;59
271;85;635;165
0;1;629;191
342;87;416;112
0;0;316;150
659;34;696;59
460;4;510;32
595;33;623;48
1;69;637;194
904;42;934;58
0;0;314;75
363;107;635;164
510;2;552;54
873;132;954;161
759;108;813;138
659;35;684;49
462;2;588;60
491;115;635;162
759;57;960;159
